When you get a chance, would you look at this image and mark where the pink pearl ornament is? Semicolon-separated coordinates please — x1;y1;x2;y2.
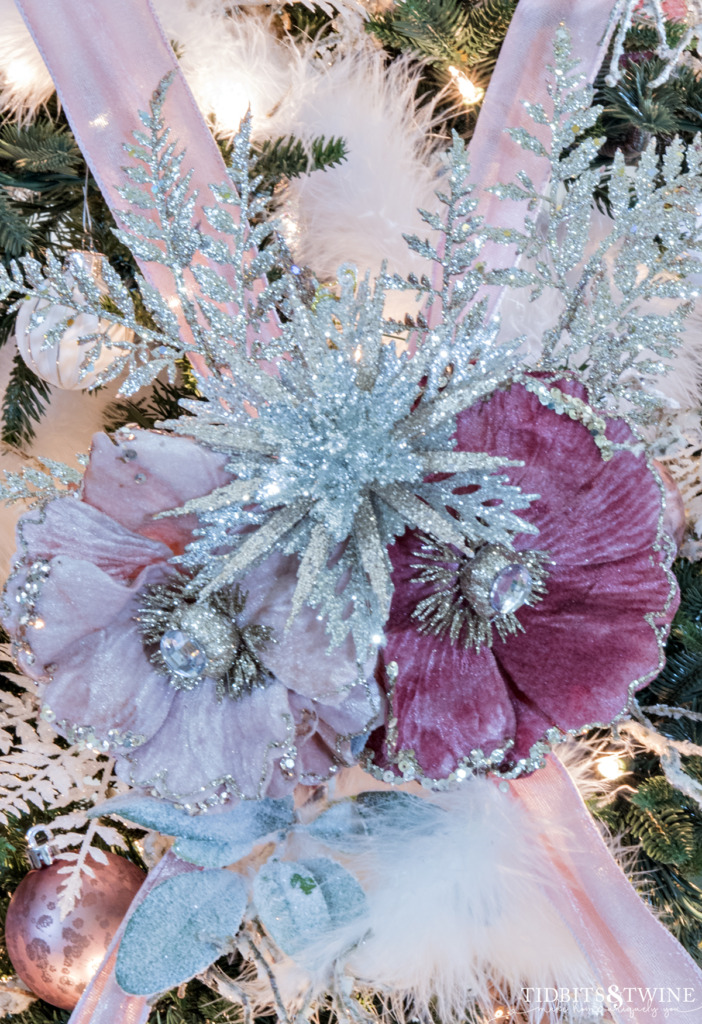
5;827;145;1010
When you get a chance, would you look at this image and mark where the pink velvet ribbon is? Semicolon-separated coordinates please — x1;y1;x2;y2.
13;0;277;352
513;757;702;1021
425;0;617;326
65;850;198;1024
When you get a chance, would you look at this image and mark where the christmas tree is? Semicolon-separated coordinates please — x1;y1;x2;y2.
2;1;702;1022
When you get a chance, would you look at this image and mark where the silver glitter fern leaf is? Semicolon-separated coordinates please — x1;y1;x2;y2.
477;26;702;423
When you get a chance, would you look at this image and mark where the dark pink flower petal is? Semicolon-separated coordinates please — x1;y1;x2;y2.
495;555;673;758
456;381;662;567
380;629;515;778
373;378;677;781
82;431;230;554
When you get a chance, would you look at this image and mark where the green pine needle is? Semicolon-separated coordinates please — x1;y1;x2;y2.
1;352;52;448
599;57;702;142
0;192;37;260
623;20;689;54
368;0;515;74
0;121;83;176
251;134;347;186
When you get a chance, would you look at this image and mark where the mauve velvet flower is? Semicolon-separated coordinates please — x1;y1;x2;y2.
2;430;381;807
368;379;678;782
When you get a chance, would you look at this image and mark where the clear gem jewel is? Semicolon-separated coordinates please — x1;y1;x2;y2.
160;629;207;680
489;564;533;615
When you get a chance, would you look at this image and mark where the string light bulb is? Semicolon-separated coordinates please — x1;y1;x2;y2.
597;753;627;780
448;66;485;106
4;58;37;91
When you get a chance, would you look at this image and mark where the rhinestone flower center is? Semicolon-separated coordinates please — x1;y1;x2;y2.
412;540;550;651
137;578;272;700
489;564;533;614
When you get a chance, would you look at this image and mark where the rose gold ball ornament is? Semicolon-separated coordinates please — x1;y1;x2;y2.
5;827;145;1010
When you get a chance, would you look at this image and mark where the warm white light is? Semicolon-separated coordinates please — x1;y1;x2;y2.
448;66;485;106
5;58;37;91
210;85;251;136
353;345;363;362
597;753;627;780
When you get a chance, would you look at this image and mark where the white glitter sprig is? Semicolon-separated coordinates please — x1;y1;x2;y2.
0;74;283;394
478;27;702;424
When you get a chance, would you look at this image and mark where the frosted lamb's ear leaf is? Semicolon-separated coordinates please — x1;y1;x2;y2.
93;794;294;867
253;857;368;956
306;791;444;848
116;870;247;995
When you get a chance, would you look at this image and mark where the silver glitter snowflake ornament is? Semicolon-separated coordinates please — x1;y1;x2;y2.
167;267;537;656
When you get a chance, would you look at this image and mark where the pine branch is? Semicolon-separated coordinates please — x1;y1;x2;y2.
280;2;336;42
600;57;702;138
0;121;83;176
251;134;347;185
0;192;37;260
103;372;201;433
1;352;52;448
623;20;689;54
367;0;515;73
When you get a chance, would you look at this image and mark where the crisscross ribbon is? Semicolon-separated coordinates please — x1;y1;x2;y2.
12;1;702;1022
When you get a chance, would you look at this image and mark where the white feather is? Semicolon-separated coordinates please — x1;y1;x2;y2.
153;2;309;143
0;0;54;120
245;771;599;1023
279;44;444;290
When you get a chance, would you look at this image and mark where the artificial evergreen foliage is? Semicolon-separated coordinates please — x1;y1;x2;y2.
591;559;702;961
622;19;689;54
280;1;336;43
1;354;52;449
367;0;515;80
598;57;702;146
251;134;348;189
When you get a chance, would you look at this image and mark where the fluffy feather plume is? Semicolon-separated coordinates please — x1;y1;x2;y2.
241;772;599;1024
280;45;444;289
157;4;309;143
0;0;54;120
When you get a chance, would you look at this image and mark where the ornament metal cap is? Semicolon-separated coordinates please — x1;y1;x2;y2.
26;825;56;869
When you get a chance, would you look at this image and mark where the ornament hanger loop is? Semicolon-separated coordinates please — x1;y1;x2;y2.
26;825;56;869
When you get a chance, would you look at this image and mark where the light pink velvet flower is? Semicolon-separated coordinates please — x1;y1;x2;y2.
3;430;381;808
367;379;677;783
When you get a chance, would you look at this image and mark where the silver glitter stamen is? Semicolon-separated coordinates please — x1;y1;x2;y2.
410;539;551;652
137;575;273;699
